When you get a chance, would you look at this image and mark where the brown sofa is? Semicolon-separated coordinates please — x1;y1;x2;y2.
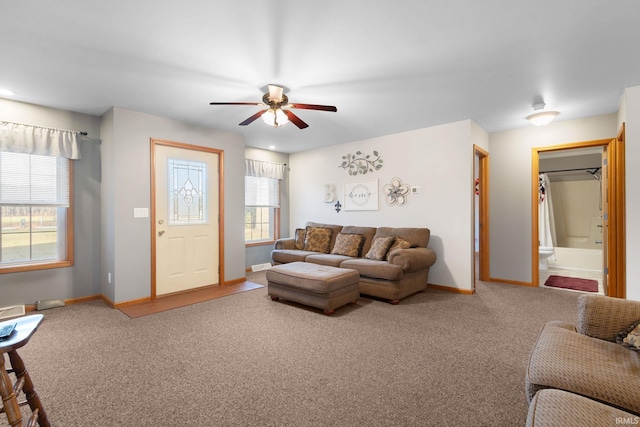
271;221;437;304
525;294;640;417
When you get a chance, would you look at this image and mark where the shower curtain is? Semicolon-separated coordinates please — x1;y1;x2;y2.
538;173;556;254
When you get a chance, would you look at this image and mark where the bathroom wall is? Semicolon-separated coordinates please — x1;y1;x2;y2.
549;179;602;249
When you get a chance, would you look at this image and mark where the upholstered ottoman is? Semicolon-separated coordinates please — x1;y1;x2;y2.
266;262;360;315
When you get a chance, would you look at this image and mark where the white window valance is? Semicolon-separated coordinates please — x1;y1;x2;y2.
0;121;81;159
245;158;286;180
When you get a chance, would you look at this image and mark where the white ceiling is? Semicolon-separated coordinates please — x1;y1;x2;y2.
1;1;639;153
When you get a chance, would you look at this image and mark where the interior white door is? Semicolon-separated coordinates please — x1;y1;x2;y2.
155;144;219;296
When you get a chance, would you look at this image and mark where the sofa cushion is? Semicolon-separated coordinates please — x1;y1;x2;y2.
331;233;364;257
340;258;404;281
272;249;319;264
303;227;333;253
385;237;411;260
294;228;306;250
305;254;354;267
374;227;430;248
365;236;395;260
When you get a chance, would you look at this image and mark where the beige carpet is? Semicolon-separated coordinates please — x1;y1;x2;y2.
0;273;581;426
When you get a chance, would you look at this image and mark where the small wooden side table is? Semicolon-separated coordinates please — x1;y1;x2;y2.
0;314;49;427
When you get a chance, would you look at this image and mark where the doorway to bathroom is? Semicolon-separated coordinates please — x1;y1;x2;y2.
532;127;626;297
538;146;605;293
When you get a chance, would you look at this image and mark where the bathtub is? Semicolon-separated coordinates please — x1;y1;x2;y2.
548;247;602;271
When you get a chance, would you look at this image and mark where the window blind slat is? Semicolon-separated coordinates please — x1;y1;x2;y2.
245;176;279;207
0;152;69;207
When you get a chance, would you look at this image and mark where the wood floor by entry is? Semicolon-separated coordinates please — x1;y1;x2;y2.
118;281;264;318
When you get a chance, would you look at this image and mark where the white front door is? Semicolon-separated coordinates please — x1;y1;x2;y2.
153;143;219;296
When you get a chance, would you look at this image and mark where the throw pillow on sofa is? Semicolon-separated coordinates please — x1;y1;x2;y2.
331;233;364;257
385;237;411;260
617;321;640;350
365;236;396;260
294;228;306;250
303;227;333;253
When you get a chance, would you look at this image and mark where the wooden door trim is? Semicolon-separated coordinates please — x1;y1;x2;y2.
474;145;490;284
150;138;225;299
612;124;626;297
531;133;625;296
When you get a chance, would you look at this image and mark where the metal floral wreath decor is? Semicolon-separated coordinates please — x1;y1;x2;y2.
383;177;410;206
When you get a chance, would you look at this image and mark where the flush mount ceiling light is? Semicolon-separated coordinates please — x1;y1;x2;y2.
526;101;559;126
0;88;17;97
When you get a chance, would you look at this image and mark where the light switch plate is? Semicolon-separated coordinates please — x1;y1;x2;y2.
133;208;149;218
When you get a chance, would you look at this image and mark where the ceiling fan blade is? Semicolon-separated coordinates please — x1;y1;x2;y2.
287;103;337;112
283;110;309;129
267;84;284;102
210;102;263;106
239;109;268;126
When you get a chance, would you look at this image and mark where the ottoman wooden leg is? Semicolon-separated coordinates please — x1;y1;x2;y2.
270;295;279;301
323;308;335;315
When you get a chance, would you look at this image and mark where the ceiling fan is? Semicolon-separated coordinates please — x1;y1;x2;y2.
209;84;337;129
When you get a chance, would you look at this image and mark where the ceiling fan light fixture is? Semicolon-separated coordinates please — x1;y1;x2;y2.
261;108;289;127
526;111;559;126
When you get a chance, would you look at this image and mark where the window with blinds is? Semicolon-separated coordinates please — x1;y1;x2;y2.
0;151;71;268
244;176;279;243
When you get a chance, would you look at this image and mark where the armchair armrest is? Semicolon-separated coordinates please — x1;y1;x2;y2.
577;294;640;342
275;238;296;250
387;247;437;273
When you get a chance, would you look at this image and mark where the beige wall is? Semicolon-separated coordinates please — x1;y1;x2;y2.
620;86;640;301
289;119;487;291
489;113;618;285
